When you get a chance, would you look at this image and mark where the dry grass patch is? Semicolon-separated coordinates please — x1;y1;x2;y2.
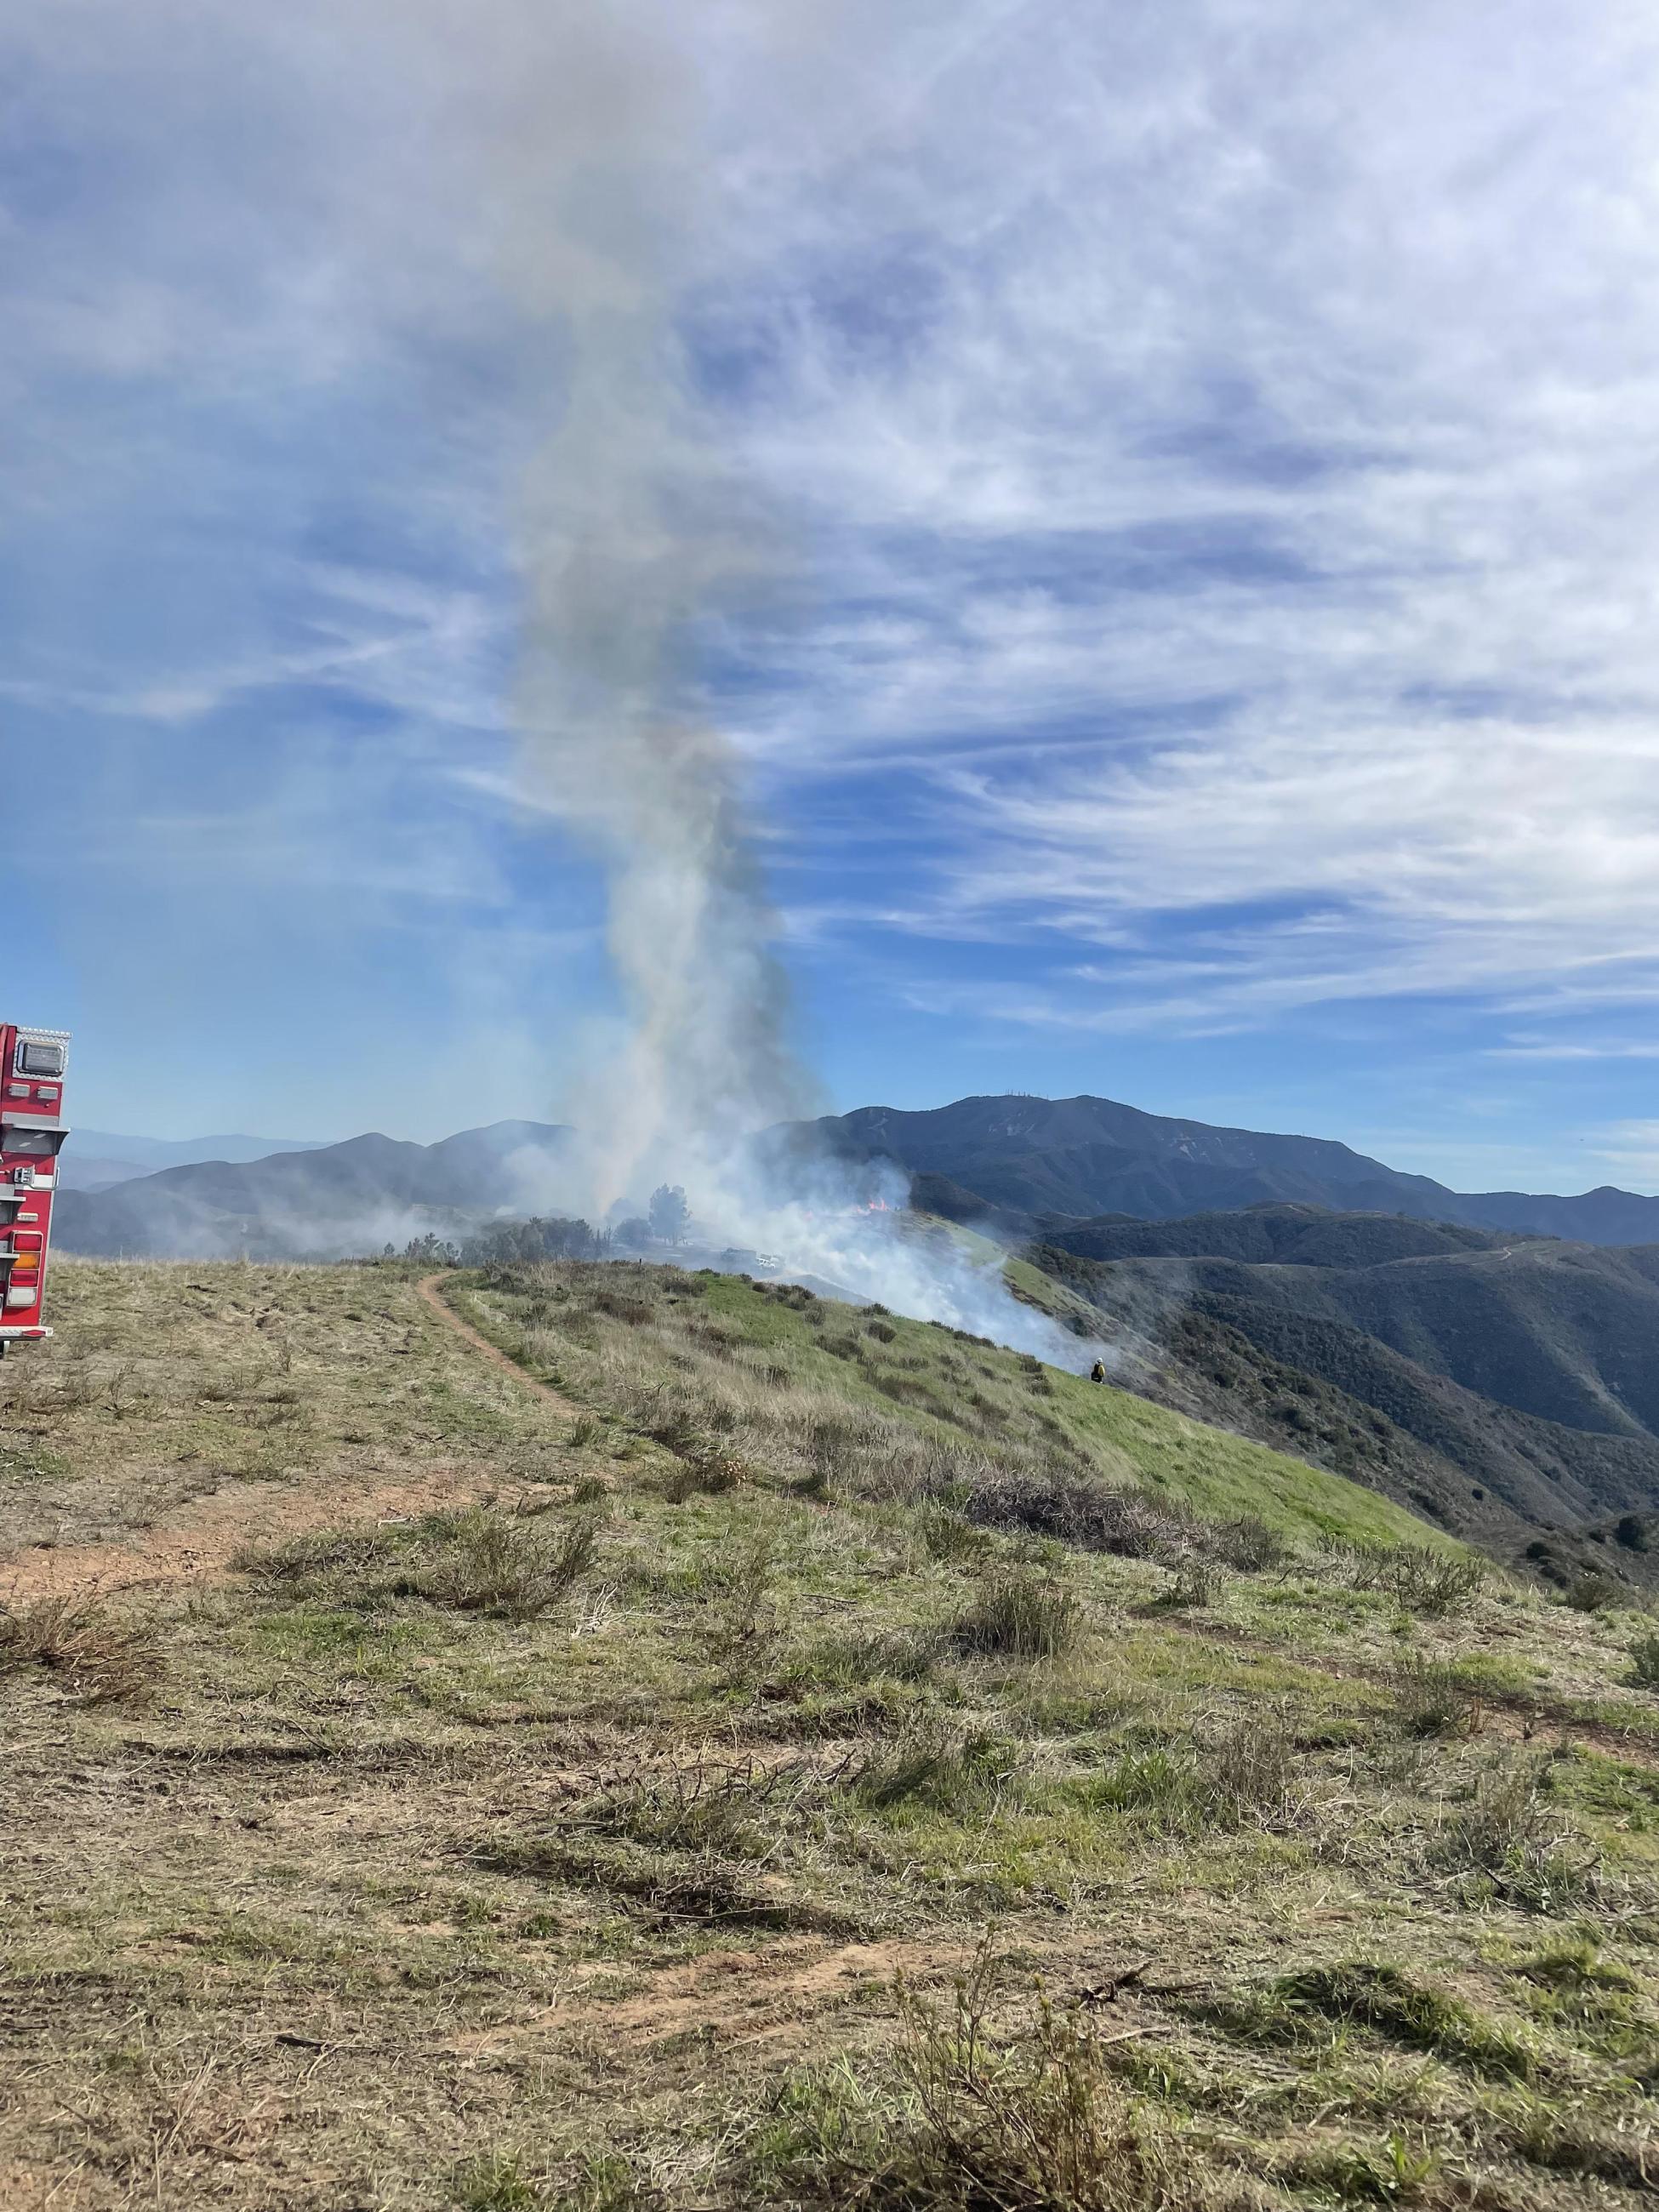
418;1503;603;1620
0;1591;159;1702
1430;1757;1601;1913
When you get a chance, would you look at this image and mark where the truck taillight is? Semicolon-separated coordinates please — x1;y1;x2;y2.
6;1286;36;1308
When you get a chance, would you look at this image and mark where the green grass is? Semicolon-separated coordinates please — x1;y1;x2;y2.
481;1263;1452;1555
6;1257;1658;2212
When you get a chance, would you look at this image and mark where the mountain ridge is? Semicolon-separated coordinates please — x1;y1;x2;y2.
789;1092;1659;1244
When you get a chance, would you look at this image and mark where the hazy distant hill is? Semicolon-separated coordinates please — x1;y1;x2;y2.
57;1131;332;1194
1028;1202;1659;1571
54;1122;572;1259
788;1092;1659;1245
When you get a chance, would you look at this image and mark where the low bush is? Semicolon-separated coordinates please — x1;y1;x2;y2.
1150;1560;1220;1611
1338;1545;1485;1616
1627;1630;1659;1690
1389;1657;1478;1740
756;1948;1206;2209
1194;1708;1302;1831
911;1503;995;1565
1431;1759;1599;1913
419;1506;601;1621
572;1754;812;1863
705;1529;779;1660
955;1565;1082;1661
1562;1572;1622;1614
1084;1710;1303;1834
0;1593;159;1704
662;1449;748;1502
1211;1514;1288;1572
964;1472;1201;1564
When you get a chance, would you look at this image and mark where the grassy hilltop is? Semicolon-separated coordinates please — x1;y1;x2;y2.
2;1258;1658;2209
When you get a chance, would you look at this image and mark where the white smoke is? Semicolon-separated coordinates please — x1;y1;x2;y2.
446;2;1109;1371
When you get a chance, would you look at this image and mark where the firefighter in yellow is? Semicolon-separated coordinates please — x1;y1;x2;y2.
1090;1359;1107;1383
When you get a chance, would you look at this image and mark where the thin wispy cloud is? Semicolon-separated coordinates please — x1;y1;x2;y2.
4;0;1656;1168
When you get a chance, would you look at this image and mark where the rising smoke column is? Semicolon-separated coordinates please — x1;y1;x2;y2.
503;2;816;1214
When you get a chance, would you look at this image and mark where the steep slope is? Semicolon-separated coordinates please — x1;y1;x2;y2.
1028;1212;1659;1562
1055;1240;1659;1443
1046;1201;1511;1269
782;1092;1659;1244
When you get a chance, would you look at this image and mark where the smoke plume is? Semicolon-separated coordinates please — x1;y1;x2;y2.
473;3;1105;1371
494;3;817;1213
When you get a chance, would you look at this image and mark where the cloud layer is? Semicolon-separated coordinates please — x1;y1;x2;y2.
6;1;1658;1168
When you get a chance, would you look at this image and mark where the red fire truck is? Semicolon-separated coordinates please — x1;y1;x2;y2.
0;1024;69;1352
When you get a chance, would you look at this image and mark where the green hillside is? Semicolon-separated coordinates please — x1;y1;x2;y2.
463;1263;1448;1553
4;1257;1658;2211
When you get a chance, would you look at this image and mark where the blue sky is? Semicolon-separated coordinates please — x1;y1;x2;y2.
8;0;1659;1194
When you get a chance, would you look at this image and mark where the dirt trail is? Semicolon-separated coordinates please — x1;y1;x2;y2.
1;1467;494;1603
2;1281;575;1605
416;1272;580;1415
446;1935;963;2061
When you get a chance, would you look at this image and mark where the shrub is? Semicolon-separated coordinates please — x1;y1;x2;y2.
964;1473;1200;1564
760;1947;1202;2209
419;1507;601;1621
706;1530;778;1659
1627;1631;1659;1690
1194;1708;1302;1831
1151;1560;1220;1611
1390;1657;1477;1741
912;1504;995;1565
955;1566;1081;1661
0;1593;159;1704
1085;1711;1302;1835
1211;1514;1288;1572
1431;1760;1599;1913
1563;1572;1622;1614
575;1754;809;1863
662;1449;748;1502
1339;1545;1485;1616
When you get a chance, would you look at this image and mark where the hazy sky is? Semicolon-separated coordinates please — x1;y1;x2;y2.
9;0;1659;1194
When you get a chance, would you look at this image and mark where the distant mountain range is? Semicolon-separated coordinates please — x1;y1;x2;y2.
54;1122;570;1258
794;1093;1659;1245
60;1131;329;1193
54;1089;1659;1257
